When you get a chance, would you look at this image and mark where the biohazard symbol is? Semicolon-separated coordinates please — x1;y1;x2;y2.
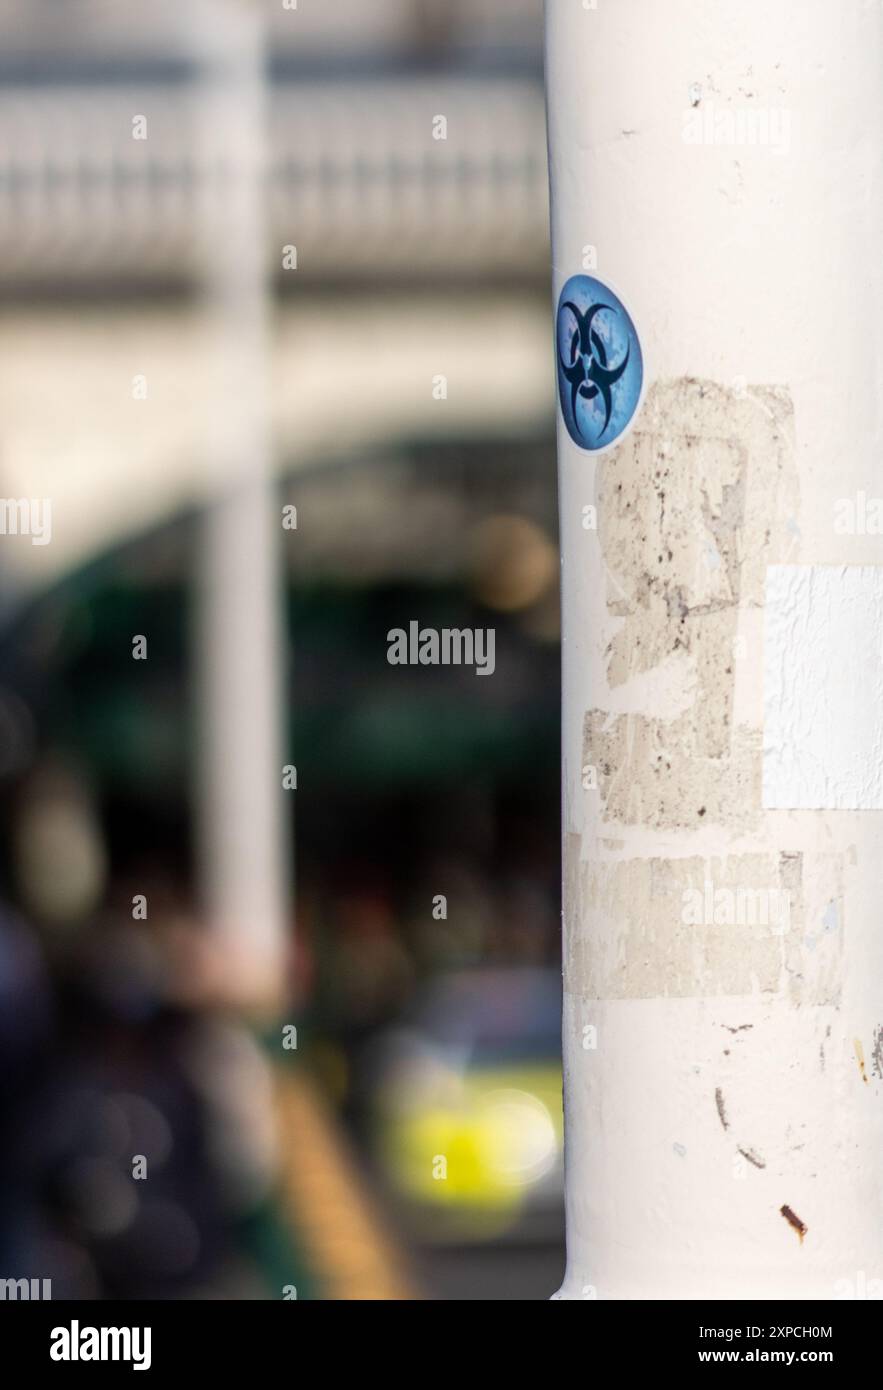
558;300;631;440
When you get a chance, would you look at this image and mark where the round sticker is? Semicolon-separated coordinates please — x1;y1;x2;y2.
555;274;644;451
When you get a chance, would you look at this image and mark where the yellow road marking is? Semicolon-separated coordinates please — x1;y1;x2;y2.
274;1068;416;1300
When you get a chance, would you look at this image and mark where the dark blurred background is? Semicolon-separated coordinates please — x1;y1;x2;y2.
0;0;561;1300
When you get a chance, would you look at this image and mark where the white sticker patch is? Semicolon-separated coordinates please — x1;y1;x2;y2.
764;565;883;809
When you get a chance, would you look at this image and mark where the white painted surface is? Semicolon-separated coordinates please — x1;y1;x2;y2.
546;0;883;1299
765;566;883;810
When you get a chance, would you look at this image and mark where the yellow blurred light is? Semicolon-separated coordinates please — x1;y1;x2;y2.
482;1088;557;1187
381;1064;563;1226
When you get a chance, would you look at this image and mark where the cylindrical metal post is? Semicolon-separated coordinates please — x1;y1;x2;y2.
546;0;883;1298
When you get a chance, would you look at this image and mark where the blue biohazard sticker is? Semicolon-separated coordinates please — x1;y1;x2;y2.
555;274;643;451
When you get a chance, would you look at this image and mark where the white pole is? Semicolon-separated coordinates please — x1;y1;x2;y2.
191;0;289;1011
547;0;883;1298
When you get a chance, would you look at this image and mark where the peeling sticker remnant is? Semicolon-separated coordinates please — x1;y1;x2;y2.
764;566;883;809
564;847;844;1003
587;378;797;831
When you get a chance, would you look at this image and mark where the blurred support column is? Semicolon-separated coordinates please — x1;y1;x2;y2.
190;0;289;1011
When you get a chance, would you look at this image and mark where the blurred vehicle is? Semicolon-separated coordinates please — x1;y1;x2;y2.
371;967;562;1243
